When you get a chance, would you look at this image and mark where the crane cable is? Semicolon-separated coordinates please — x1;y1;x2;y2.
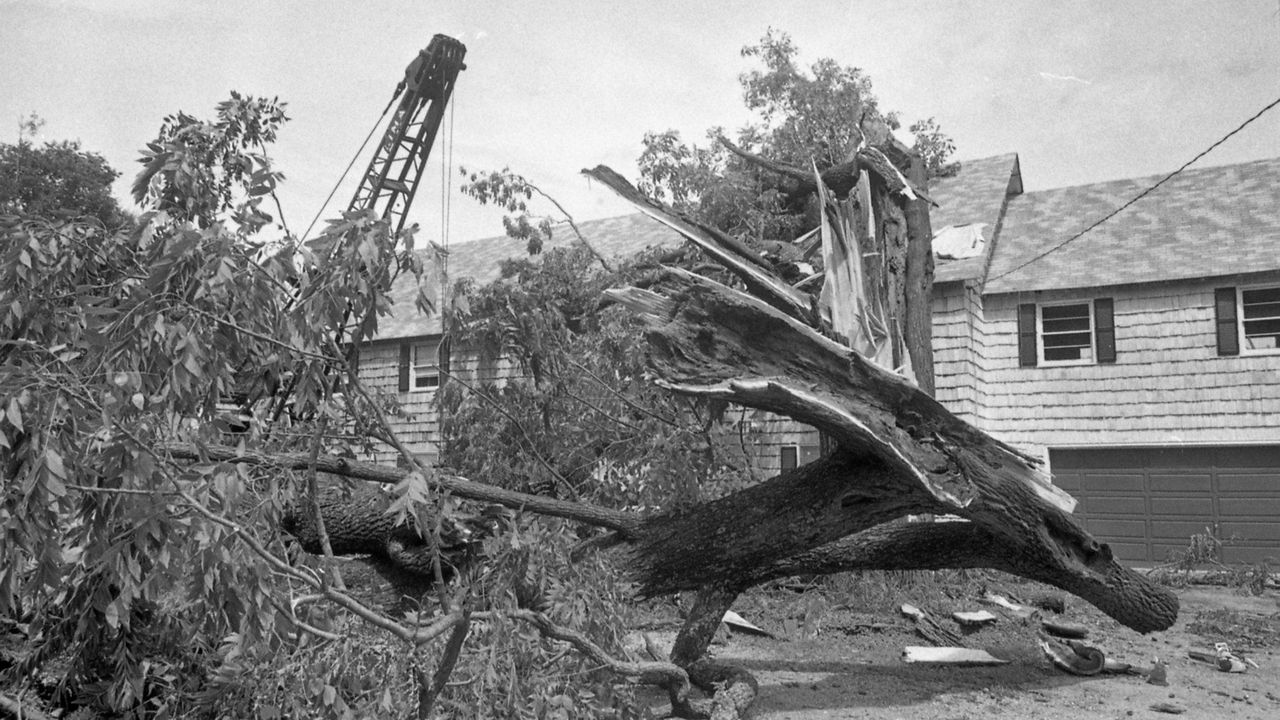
300;88;402;242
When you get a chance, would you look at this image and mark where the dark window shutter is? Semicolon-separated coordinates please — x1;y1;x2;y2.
398;342;411;392
1017;303;1038;367
1215;287;1239;356
1094;298;1116;363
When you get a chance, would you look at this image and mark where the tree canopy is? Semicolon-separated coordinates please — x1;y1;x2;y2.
637;29;956;243
0;136;127;228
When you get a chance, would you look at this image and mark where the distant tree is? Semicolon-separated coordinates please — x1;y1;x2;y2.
637;28;957;243
0;116;126;227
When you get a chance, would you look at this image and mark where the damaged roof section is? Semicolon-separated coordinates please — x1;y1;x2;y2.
928;153;1023;285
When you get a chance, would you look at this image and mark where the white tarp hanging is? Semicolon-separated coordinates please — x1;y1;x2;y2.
932;223;987;260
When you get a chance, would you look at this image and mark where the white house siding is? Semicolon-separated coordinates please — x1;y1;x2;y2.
930;281;995;424
750;412;821;477
968;276;1280;458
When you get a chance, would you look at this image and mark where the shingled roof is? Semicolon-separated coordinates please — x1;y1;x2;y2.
929;153;1023;285
376;213;684;340
986;156;1280;295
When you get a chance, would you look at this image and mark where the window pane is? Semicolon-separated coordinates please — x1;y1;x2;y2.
1043;331;1092;349
1041;304;1090;321
1243;317;1280;338
1043;316;1091;333
1242;300;1280;321
1045;345;1093;362
1242;286;1280;306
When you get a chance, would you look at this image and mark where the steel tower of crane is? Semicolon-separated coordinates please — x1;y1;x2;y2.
347;34;467;235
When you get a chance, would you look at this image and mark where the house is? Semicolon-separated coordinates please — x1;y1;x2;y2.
364;153;1280;566
930;155;1280;565
361;212;823;474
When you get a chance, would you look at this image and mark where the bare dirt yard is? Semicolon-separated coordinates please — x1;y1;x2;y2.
639;577;1280;719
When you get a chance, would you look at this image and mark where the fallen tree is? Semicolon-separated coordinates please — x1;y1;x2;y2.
161;138;1177;717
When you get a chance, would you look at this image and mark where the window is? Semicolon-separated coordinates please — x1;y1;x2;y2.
1017;298;1116;367
398;339;448;392
1218;285;1280;355
411;343;440;390
1040;303;1094;363
780;444;822;471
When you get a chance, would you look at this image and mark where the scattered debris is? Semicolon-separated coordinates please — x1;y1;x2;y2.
1189;642;1253;672
900;604;964;647
902;646;1010;666
1149;701;1185;714
1147;657;1168;686
722;610;774;638
1040;638;1105;675
980;592;1037;620
952;610;998;627
1041;619;1089;639
1031;594;1066;614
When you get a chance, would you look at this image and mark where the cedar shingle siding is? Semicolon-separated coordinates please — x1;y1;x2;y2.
931;278;1280;455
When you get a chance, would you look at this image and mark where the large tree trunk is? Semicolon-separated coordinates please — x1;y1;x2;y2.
582;164;1177;639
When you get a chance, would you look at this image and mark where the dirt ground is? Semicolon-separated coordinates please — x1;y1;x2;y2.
640;583;1280;719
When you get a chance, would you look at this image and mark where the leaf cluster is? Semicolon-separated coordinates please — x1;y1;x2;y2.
0;94;428;715
0;139;126;228
638;28;958;243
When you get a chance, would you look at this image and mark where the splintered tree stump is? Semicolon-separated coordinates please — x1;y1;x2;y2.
585;164;1178;637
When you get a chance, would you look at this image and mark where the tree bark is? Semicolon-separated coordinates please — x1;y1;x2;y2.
744;519;1178;634
627;449;928;597
897;142;936;396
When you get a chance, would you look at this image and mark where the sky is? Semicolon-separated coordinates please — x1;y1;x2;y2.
2;0;1279;247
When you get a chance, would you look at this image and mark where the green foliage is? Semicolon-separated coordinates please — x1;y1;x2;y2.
0;93;428;716
0;137;126;228
637;28;956;242
439;243;766;509
133;92;289;232
199;519;646;720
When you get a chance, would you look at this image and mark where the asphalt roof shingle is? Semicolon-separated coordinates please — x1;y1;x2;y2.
986;157;1280;294
377;213;684;339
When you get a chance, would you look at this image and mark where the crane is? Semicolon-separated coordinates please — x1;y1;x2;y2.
228;35;466;436
347;33;467;235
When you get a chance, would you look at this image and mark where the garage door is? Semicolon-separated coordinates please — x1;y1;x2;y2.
1050;446;1280;565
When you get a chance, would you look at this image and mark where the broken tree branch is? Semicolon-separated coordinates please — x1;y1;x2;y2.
157;442;639;535
716;135;934;205
581;166;816;326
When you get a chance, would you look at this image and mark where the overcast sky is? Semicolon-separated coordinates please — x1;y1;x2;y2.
3;0;1279;245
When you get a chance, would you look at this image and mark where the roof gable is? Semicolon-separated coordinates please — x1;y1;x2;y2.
928;153;1022;284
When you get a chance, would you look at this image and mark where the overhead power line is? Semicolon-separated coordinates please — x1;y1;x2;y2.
987;94;1280;284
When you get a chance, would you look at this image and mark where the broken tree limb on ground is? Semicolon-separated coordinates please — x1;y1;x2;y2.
157;441;639;535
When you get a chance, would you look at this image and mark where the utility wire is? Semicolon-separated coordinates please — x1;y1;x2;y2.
987;94;1280;283
300;90;401;242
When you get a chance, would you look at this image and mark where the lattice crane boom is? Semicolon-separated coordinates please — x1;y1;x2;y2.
347;33;467;235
